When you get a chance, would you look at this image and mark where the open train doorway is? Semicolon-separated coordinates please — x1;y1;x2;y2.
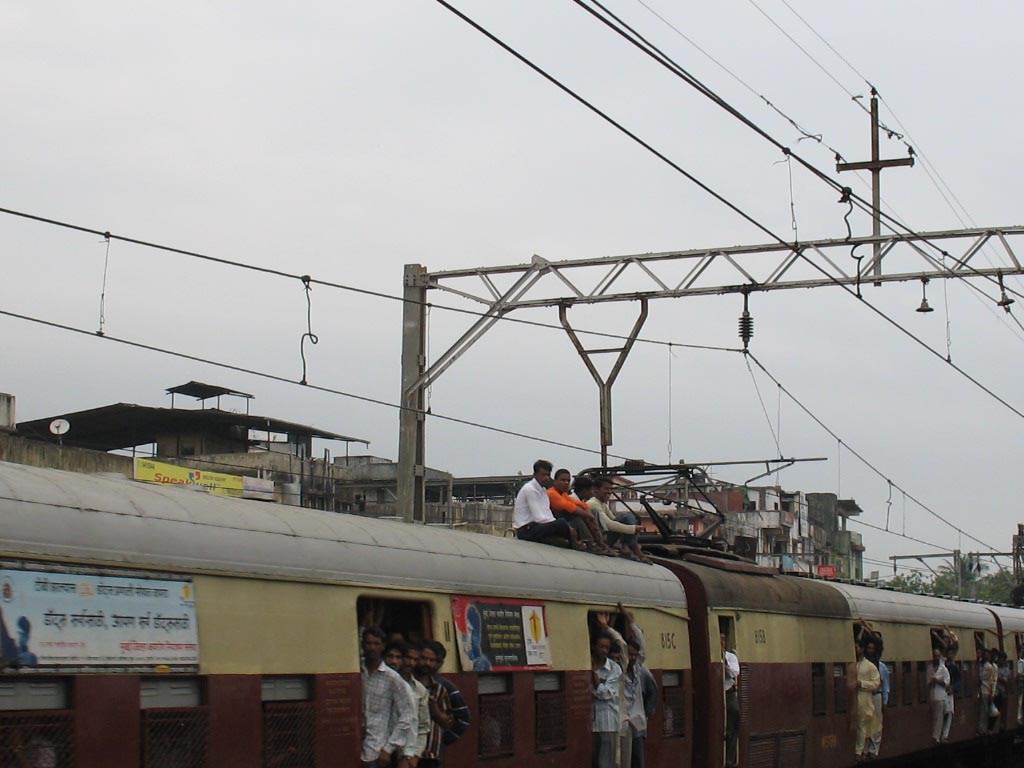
718;616;739;768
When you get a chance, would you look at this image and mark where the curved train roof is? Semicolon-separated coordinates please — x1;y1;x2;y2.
0;461;687;608
826;581;1011;629
676;561;851;618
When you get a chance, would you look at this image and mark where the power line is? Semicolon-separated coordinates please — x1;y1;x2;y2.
0;307;633;460
572;0;1024;306
745;351;999;553
768;0;1024;300
625;0;1024;348
850;518;951;553
433;0;1024;423
627;0;849;161
0;205;738;355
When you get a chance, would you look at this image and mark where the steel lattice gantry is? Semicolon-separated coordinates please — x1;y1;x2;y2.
397;226;1024;521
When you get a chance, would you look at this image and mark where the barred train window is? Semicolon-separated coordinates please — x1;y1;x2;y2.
811;664;827;716
478;675;514;760
534;673;567;753
662;671;686;738
140;678;207;768
262;677;315;768
832;664;847;714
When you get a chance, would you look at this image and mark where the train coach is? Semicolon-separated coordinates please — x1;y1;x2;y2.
653;550;1024;767
2;459;1023;768
0;461;692;768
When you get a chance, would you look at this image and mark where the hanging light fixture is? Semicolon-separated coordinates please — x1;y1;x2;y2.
916;278;934;313
996;272;1015;311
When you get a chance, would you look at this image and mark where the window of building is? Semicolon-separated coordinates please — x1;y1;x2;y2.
478;675;514;759
534;673;566;753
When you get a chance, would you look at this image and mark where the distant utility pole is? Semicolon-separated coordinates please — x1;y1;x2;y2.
836;89;915;285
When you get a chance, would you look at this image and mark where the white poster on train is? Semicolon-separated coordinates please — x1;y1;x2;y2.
0;569;199;668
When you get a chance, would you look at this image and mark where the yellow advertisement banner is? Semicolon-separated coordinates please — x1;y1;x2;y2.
134;458;244;498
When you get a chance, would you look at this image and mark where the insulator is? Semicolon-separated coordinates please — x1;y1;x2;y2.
738;311;754;348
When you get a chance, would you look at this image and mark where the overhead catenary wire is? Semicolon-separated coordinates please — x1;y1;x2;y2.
628;0;1024;347
766;0;1024;301
627;0;849;161
433;0;1024;423
0;307;633;461
0;205;738;356
570;0;1024;307
745;351;1000;554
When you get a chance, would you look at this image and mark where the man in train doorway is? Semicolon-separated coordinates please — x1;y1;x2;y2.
361;627;416;768
591;631;622;768
851;642;881;762
863;638;889;758
721;633;740;768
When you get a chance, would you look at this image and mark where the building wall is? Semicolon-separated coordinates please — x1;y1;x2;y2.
0;433;133;475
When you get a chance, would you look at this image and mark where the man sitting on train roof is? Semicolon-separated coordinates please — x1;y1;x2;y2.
547;469;616;555
587;476;651;563
513;459;580;549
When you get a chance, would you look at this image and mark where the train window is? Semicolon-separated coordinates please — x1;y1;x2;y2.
534;673;567;753
811;664;827;716
357;597;433;645
883;663;897;708
262;677;315;768
832;664;847;714
974;631;986;658
140;677;207;768
0;679;69;711
140;677;202;709
901;662;913;705
0;680;73;768
478;674;514;760
961;661;973;699
917;662;928;704
661;670;686;737
261;676;311;702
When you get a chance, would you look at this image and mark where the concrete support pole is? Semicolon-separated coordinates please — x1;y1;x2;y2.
397;264;427;523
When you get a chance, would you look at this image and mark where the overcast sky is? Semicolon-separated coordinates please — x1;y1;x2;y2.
2;1;1022;577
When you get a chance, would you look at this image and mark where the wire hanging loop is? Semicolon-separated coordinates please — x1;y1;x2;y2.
299;275;319;385
97;231;112;336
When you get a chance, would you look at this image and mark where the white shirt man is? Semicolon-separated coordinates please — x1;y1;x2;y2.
513;461;574;546
929;651;950;743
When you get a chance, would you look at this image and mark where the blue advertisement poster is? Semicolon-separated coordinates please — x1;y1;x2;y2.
0;569;199;667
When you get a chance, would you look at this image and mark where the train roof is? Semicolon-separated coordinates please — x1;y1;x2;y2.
827;581;1013;629
675;561;851;618
0;461;687;609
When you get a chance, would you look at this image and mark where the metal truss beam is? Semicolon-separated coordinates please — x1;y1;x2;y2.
410;227;1024;393
424;226;1024;309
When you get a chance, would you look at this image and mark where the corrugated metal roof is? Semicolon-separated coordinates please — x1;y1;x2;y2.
0;462;686;608
829;582;1007;629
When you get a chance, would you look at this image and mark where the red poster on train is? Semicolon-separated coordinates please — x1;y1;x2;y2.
450;596;551;672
